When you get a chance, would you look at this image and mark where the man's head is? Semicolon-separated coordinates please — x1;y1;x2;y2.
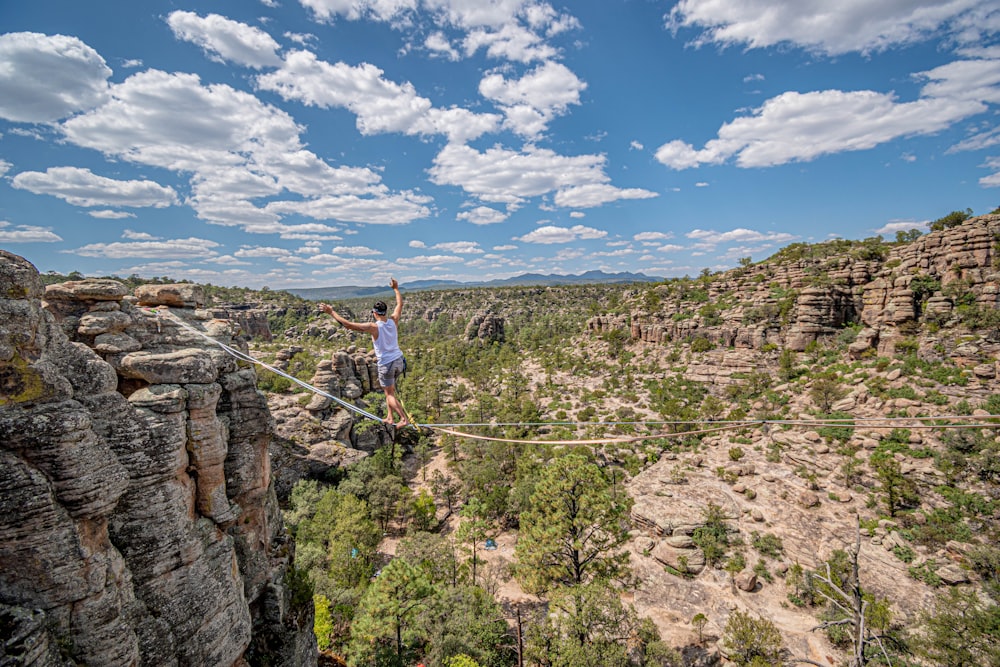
372;301;388;317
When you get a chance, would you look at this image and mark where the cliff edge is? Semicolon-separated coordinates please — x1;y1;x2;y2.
0;250;316;666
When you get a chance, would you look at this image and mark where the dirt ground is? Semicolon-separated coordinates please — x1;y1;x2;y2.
384;440;845;665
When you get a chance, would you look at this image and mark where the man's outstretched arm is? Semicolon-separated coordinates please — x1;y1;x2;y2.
320;303;376;334
389;278;403;323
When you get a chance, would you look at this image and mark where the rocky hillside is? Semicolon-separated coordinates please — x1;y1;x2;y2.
579;215;1000;662
592;214;999;356
2;214;997;667
0;252;315;666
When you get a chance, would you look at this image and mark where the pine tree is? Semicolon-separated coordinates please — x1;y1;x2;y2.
515;453;633;594
347;559;434;667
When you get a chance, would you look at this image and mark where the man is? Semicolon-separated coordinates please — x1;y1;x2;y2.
320;278;408;427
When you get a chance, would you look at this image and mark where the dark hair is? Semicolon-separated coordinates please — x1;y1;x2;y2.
373;301;388;315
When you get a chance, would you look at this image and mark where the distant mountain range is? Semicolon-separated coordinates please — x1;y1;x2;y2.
286;270;663;300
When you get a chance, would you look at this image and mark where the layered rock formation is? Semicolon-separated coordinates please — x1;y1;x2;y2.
211;305;274;342
0;252;315;666
265;344;398;498
464;310;505;343
590;214;1000;355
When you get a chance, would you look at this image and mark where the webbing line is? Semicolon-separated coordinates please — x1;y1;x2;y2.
433;422;748;446
140;307;1000;446
144;307;384;423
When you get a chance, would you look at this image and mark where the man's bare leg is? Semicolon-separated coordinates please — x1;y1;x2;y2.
384;384;408;427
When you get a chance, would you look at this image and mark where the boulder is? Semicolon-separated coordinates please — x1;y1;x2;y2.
94;332;142;354
119;348;218;384
134;284;206;309
651;542;706;574
44;279;129;302
937;564;970;586
798;491;821;508
78;310;132;335
735;570;758;592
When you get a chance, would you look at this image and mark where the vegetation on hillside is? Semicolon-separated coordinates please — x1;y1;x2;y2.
262;214;1000;667
41;210;1000;665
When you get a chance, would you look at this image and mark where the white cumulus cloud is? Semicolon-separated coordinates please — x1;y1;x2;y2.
398;254;465;265
553;183;658;208
457;206;509;225
656;80;991;169
0;32;110;122
89;210;136;219
430;143;640;207
329;245;383;256
234;245;294;258
875;220;930;235
52;67;426;229
686;227;796;250
0;221;63;243
634;231;674;241
515;224;607;244
122;229;159;239
12;166;178;208
167;11;283;69
433;240;483;254
258;49;500;143
666;0;992;56
69;237;221;258
480;60;586;137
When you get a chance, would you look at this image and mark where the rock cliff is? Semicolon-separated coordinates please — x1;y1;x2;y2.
590;214;1000;355
581;216;1000;658
266;343;397;498
0;251;315;666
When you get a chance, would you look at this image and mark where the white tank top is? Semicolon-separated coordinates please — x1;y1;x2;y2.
372;319;403;364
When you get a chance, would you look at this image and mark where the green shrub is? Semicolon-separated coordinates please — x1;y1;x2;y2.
258;370;293;393
690;336;714;352
722;610;783;666
816;412;854;443
751;531;784;559
909;560;942;586
929;209;972;231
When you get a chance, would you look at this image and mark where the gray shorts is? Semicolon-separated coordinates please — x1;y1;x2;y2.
378;356;405;388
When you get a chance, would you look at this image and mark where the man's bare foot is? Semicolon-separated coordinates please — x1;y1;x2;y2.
395;419;410;428
382;417;393;425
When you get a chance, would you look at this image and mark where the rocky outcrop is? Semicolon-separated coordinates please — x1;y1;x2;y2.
257;342;397;496
595;215;1000;354
0;251;315;667
211;305;273;342
784;285;858;351
465;310;505;343
298;346;396;452
133;283;206;309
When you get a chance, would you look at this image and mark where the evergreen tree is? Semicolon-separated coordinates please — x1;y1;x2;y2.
870;452;918;517
295;489;381;593
398;531;459;588
914;587;1000;667
523;582;677;667
515;453;633;594
721;609;783;667
347;559;434;667
457;497;491;587
416;584;516;667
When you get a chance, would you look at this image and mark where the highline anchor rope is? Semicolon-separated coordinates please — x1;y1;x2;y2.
143;306;384;424
142;307;1000;446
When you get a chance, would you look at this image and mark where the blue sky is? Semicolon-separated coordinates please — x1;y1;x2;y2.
1;0;999;289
